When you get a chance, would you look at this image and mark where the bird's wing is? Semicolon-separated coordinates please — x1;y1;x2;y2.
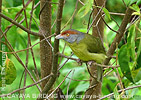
83;34;106;54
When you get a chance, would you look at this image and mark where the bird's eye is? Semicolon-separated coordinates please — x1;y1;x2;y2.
66;33;70;37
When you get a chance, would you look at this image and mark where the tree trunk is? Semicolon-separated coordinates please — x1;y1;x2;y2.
83;0;105;100
92;0;105;39
39;0;52;89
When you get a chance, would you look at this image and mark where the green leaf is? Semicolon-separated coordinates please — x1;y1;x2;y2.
17;34;27;49
132;12;141;16
102;7;111;20
136;53;141;69
3;0;13;7
137;38;141;59
129;0;138;5
75;82;89;94
77;0;92;17
132;68;141;82
129;4;140;12
118;44;134;83
77;6;86;17
13;0;22;7
0;56;17;86
97;6;111;20
7;26;18;48
127;25;136;62
137;0;141;5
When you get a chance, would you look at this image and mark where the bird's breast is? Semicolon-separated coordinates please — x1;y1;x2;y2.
67;42;90;61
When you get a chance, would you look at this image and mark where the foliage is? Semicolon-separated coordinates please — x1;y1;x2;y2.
0;56;16;86
0;0;140;100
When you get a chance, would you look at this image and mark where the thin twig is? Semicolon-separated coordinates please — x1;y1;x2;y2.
109;12;125;16
87;4;104;33
61;74;90;81
33;1;40;10
58;53;73;71
18;70;25;100
0;0;32;38
32;70;41;87
61;0;78;30
99;85;141;100
0;74;52;97
28;0;40;83
58;52;77;61
103;68;114;77
87;8;94;33
22;0;30;99
0;34;56;54
58;52;120;68
78;0;84;5
0;13;42;37
104;7;134;65
58;43;67;66
93;0;120;34
86;64;97;79
46;70;72;99
122;0;127;8
70;0;79;29
66;70;75;100
0;30;41;92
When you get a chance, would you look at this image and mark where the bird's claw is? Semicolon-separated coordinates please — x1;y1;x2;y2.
87;61;95;66
76;59;83;66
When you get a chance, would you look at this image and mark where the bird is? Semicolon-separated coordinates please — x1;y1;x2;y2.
55;29;107;81
55;29;107;64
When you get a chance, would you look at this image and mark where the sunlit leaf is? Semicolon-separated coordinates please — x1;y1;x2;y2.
132;12;141;16
97;6;111;20
102;7;111;20
129;4;140;12
118;44;134;83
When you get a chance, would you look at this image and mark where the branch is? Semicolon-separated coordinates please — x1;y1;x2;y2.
104;7;133;65
58;53;74;71
58;52;119;68
38;0;65;98
46;70;72;99
57;52;78;61
0;34;56;54
99;85;141;100
0;13;43;37
61;0;78;30
0;30;41;92
0;74;52;97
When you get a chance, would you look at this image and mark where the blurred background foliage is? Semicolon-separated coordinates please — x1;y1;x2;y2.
0;0;141;100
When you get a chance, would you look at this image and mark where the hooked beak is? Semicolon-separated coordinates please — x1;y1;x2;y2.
55;34;64;39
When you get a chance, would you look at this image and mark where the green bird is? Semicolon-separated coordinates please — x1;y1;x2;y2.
55;29;107;81
55;29;106;63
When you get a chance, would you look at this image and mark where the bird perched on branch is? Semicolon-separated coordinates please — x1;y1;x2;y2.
55;29;107;81
55;29;106;64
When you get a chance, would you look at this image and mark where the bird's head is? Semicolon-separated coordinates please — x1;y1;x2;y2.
55;29;84;43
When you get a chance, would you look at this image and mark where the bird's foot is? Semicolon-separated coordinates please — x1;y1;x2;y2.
76;59;83;66
87;61;95;66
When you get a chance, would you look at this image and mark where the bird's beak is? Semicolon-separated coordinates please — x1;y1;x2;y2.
55;34;64;39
